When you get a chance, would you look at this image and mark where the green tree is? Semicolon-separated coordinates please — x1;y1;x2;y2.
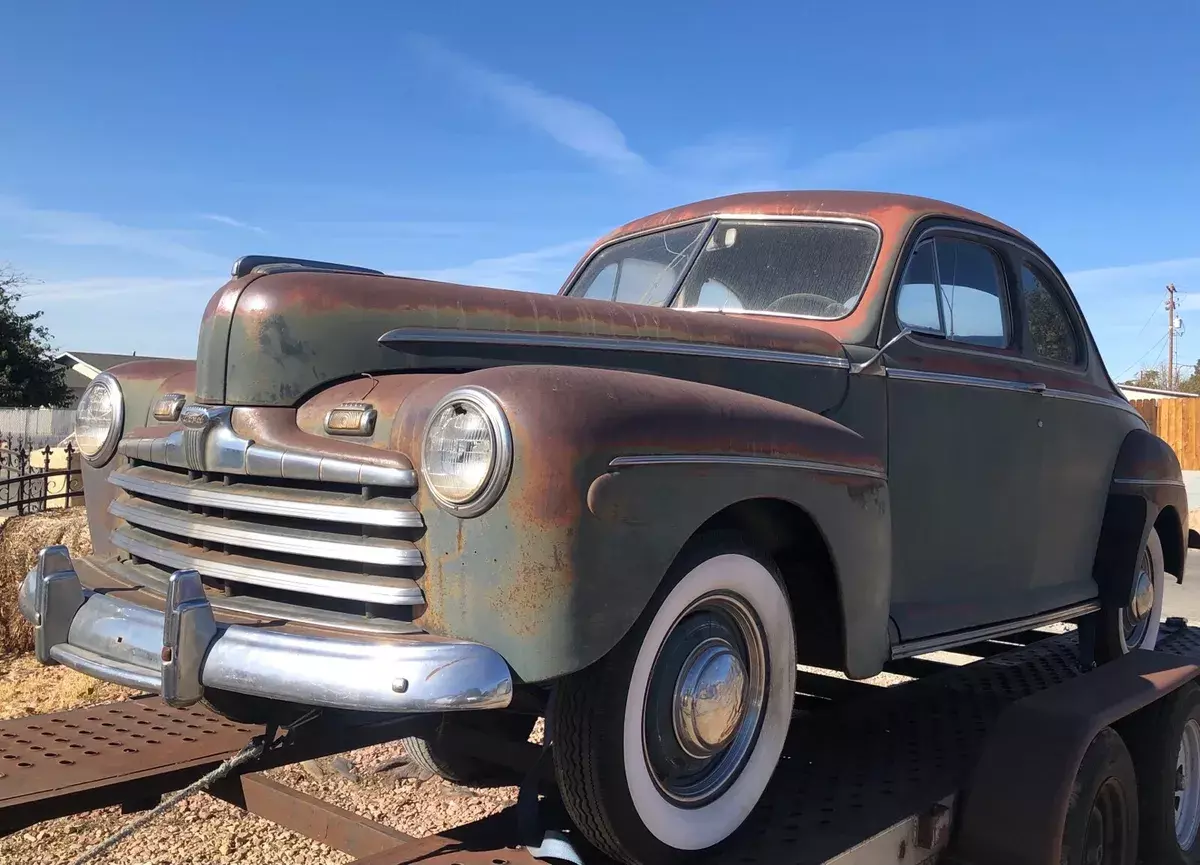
0;265;72;408
1127;365;1167;389
1178;361;1200;395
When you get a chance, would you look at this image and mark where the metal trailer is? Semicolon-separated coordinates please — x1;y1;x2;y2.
5;620;1200;865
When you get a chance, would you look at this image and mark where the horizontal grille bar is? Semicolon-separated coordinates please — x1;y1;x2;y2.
94;557;422;635
110;498;423;567
110;465;422;528
112;526;424;606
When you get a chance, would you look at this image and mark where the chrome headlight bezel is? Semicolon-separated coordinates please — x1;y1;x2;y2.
420;386;512;518
75;372;124;466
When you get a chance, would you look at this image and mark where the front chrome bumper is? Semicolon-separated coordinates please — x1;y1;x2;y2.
18;545;514;713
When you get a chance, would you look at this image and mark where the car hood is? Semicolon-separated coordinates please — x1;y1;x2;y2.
196;270;850;410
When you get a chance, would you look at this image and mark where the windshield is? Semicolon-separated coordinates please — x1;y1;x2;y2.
566;219;879;319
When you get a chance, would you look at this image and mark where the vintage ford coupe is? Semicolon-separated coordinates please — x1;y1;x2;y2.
20;191;1188;863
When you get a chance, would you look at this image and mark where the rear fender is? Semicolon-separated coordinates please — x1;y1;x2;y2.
393;364;891;683
1094;429;1188;611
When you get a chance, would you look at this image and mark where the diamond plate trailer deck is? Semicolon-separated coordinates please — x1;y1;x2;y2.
4;623;1200;864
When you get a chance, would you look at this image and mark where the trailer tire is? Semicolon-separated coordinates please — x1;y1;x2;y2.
1126;682;1200;863
1061;727;1139;865
1097;528;1164;663
401;713;538;787
549;532;796;865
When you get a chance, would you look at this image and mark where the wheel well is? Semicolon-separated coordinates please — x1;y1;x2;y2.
1155;505;1184;578
696;498;843;671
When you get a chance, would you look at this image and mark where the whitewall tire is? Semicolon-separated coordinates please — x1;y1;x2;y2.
550;534;796;865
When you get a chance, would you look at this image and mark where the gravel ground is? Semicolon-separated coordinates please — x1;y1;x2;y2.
0;657;533;865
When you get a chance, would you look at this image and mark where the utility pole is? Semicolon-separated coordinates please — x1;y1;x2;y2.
1167;283;1178;389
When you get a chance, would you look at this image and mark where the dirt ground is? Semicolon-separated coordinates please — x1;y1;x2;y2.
0;657;528;864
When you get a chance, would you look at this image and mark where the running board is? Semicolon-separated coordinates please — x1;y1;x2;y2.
890;600;1102;660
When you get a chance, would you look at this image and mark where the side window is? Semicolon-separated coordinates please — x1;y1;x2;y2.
1021;264;1079;364
896;242;941;333
895;236;1009;348
580;263;618;300
934;239;1007;347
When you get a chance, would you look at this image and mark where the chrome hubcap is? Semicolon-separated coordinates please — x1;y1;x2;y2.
674;639;748;757
1177;719;1200;849
643;591;767;806
1122;549;1155;648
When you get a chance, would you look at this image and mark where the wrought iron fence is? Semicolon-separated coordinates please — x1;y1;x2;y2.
0;435;85;515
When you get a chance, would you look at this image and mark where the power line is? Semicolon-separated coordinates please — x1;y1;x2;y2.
1118;332;1168;381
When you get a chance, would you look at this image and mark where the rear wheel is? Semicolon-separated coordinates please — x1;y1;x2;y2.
1126;683;1200;863
1061;727;1139;865
549;534;797;865
1097;528;1164;663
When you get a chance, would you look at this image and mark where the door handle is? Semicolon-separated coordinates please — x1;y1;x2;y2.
1029;382;1047;394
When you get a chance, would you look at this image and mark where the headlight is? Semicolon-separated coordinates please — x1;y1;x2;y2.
75;373;124;465
421;387;512;517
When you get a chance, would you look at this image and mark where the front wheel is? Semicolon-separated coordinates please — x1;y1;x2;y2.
549;535;796;865
1097;528;1165;663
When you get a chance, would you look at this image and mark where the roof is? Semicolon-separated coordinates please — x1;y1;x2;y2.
1118;385;1200;399
590;190;1030;251
54;351;184;391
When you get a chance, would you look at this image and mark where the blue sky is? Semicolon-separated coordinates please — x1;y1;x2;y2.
1;1;1198;382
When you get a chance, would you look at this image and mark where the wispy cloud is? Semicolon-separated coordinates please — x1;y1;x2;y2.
1066;256;1200;298
0;196;224;270
407;238;593;293
407;35;645;175
19;275;222;302
200;213;266;234
792;121;1015;187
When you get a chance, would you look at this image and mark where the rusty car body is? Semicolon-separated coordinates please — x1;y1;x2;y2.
20;190;1188;864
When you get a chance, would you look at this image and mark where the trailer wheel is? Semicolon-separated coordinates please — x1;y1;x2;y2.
401;712;538;787
1126;683;1200;863
1061;727;1139;865
549;533;796;865
1097;528;1164;663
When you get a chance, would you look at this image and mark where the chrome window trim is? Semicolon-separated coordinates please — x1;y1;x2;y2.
380;327;850;371
608;453;886;481
109;498;424;567
108;467;423;528
111;527;425;606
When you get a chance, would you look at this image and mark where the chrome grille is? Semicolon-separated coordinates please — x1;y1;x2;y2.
107;407;425;620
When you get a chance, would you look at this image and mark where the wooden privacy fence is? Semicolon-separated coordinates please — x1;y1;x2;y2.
1130;398;1200;470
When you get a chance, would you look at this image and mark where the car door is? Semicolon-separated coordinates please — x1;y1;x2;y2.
884;228;1046;643
1015;257;1142;607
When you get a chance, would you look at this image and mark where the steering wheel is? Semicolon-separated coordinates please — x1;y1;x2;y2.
764;293;845;318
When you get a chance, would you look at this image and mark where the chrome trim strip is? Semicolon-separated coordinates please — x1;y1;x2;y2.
1045;387;1146;417
1112;477;1186;488
608;453;886;481
20;563;513;712
111;527;425;606
109;498;423;567
109;467;423;528
886;367;1037;394
890;600;1102;659
119;406;416;487
379;327;850;370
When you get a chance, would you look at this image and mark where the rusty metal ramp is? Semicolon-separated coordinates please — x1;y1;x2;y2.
0;696;262;834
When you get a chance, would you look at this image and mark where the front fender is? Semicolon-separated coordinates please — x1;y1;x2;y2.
393;364;889;683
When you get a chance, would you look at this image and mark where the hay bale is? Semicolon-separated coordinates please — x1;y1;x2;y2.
0;508;92;657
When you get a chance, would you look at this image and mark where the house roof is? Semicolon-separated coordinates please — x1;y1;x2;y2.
54;351;184;391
